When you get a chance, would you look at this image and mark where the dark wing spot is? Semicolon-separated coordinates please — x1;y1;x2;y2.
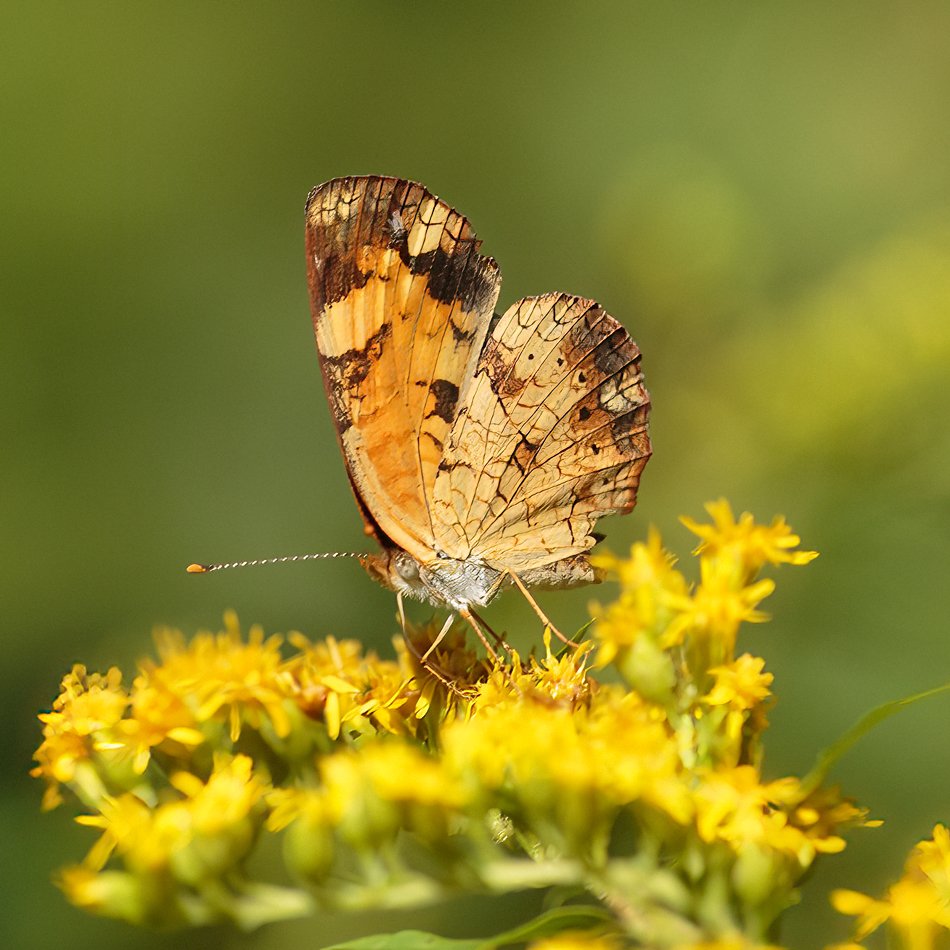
578;406;591;421
398;237;497;311
428;379;460;423
449;315;477;344
306;178;388;310
319;323;393;433
512;435;538;474
567;305;611;352
479;338;528;396
592;328;635;376
322;322;392;391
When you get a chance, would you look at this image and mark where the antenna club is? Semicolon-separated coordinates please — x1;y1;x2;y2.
184;553;366;574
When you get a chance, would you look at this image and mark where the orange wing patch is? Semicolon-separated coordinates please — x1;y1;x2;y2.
306;177;501;561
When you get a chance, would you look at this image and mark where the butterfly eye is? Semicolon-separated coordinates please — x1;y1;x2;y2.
436;550;450;560
394;554;421;581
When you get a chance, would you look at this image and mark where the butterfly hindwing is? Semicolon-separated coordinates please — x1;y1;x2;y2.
433;293;651;572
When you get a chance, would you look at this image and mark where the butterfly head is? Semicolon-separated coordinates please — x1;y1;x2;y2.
358;549;429;602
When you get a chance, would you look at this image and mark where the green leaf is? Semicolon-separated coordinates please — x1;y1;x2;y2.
801;681;950;795
487;904;616;945
325;905;616;950
325;934;483;950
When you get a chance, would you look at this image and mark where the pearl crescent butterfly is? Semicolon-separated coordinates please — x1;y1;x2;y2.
305;175;651;633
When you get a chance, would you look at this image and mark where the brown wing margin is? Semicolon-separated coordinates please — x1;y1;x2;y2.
305;176;502;561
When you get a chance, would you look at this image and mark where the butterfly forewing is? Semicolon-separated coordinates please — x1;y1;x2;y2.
306;176;501;561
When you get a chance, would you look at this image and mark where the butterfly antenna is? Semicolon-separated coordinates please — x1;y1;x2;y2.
186;552;364;573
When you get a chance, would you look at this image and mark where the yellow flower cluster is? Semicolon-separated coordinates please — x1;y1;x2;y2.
832;824;950;946
33;502;883;945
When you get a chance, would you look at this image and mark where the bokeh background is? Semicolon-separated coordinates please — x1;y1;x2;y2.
4;3;950;947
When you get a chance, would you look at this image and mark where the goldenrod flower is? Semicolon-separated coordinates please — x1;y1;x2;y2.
697;655;773;766
266;787;336;883
42;666;128;738
832;824;950;943
117;680;206;774
681;499;818;581
56;865;152;925
693;767;861;866
592;530;690;664
32;665;129;809
474;631;593;712
319;741;465;854
832;880;950;942
279;632;423;740
279;633;366;731
150;611;292;741
443;680;693;864
913;824;950;899
76;755;265;879
670;556;775;656
593;527;683;596
76;793;162;873
36;503;890;945
705;655;773;711
169;754;266;837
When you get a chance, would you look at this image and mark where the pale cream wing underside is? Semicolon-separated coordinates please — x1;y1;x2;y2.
432;293;651;572
306;176;501;562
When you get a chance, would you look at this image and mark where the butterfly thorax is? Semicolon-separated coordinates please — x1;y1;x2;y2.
359;549;504;609
359;547;608;610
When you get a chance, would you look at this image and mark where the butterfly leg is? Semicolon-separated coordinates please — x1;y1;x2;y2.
459;607;503;665
504;570;577;649
467;607;513;656
395;601;470;696
422;612;456;662
396;591;408;636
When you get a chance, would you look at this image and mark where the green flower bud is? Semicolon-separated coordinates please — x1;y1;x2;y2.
619;637;676;702
58;867;156;926
732;842;786;908
284;816;335;883
169;818;255;885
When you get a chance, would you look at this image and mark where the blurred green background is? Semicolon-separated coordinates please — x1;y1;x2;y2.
4;2;949;947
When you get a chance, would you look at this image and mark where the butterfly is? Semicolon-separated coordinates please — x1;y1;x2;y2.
305;176;651;647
